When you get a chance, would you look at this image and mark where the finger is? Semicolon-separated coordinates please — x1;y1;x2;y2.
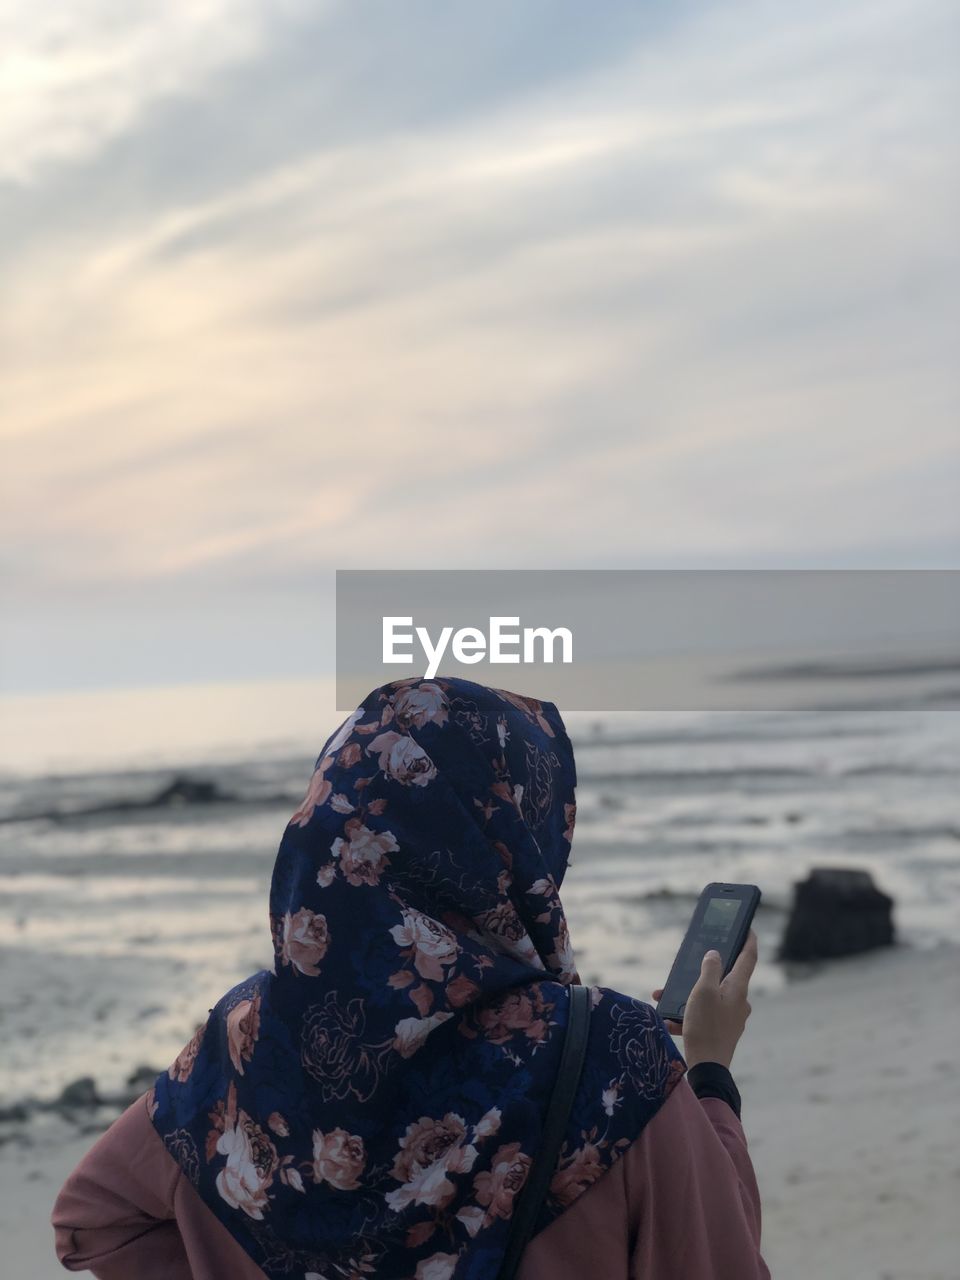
661;1018;682;1035
697;948;723;988
722;929;759;992
728;928;758;984
651;988;664;1001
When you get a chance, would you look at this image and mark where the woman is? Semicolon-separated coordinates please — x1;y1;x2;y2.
52;676;769;1279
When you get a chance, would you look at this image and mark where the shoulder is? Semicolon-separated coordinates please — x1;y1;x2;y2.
52;1090;182;1234
73;1088;163;1157
539;987;686;1223
584;985;687;1104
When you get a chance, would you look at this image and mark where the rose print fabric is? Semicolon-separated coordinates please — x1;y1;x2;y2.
148;677;685;1280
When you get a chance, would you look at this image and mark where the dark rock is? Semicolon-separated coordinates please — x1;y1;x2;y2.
126;1064;161;1093
153;775;223;807
57;1076;102;1109
779;868;895;961
0;1102;29;1123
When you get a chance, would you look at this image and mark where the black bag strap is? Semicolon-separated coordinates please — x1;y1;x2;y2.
497;983;591;1280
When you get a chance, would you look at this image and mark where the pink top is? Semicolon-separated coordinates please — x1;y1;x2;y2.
51;1078;769;1279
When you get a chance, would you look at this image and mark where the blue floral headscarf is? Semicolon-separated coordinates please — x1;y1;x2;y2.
148;677;685;1280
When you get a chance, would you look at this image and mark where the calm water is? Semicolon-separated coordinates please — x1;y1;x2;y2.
1;687;958;1104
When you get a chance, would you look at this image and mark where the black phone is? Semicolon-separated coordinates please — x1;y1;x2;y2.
655;883;761;1025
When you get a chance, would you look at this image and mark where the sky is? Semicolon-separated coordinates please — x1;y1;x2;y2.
2;0;958;694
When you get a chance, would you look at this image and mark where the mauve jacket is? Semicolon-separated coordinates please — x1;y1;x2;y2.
51;1072;769;1279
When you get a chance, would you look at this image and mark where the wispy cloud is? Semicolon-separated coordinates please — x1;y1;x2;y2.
1;0;958;688
0;0;329;183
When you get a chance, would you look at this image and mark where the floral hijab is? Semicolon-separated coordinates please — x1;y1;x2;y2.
148;677;685;1280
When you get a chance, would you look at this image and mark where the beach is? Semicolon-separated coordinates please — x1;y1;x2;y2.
734;940;959;1280
1;693;958;1277
3;938;957;1280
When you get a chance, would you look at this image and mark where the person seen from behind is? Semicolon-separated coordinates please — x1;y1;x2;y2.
51;677;769;1279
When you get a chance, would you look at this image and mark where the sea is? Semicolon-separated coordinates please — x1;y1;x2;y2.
1;676;958;1107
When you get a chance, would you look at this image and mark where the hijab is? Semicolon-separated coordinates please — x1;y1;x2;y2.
148;677;685;1280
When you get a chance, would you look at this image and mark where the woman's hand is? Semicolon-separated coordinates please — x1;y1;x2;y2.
651;928;758;1069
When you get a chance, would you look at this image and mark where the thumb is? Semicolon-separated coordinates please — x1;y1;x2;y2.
699;949;723;986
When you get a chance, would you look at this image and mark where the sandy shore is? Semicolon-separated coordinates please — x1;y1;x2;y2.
732;940;959;1280
3;940;956;1280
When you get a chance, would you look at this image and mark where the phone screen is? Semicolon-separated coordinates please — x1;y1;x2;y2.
657;885;758;1022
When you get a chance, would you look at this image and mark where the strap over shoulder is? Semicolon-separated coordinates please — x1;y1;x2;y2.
497;983;592;1280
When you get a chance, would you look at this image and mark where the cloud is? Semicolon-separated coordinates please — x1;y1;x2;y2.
0;0;331;184
1;0;958;689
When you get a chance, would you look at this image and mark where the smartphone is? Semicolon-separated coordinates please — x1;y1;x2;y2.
655;883;761;1025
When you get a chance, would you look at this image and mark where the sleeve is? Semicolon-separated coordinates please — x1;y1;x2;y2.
685;1060;742;1120
50;1091;193;1280
622;1076;770;1280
